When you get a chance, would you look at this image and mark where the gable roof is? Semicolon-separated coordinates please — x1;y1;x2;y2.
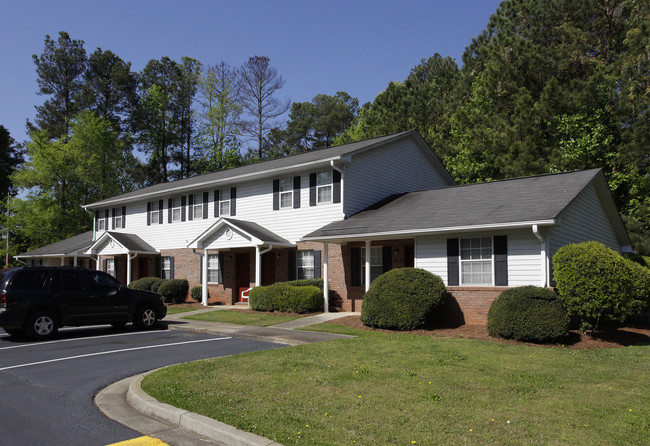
188;218;293;249
86;232;157;254
304;169;629;242
16;231;93;258
84;130;453;209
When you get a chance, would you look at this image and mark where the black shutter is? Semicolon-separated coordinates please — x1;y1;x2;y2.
147;202;151;226
170;256;175;279
230;187;236;216
188;194;194;220
382;246;392;273
288;251;296;281
168;199;173;223
95;211;99;229
218;253;224;284
333;170;341;204
214;190;220;217
293;176;301;208
309;173;317;206
313;250;321;279
273;180;280;210
111;208;116;229
155;257;161;278
122;206;126;228
203;192;209;219
351;247;361;286
181;196;186;221
494;235;508;286
103;258;107;272
158;200;163;224
447;238;459;286
104;209;109;229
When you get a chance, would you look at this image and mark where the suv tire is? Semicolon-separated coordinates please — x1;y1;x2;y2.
134;305;158;330
25;311;58;340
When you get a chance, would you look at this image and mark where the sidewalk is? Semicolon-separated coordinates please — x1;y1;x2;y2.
96;308;358;446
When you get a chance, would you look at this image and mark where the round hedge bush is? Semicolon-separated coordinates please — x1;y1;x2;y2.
151;278;167;292
158;279;189;304
487;286;570;342
360;268;446;331
191;286;204;302
128;277;159;291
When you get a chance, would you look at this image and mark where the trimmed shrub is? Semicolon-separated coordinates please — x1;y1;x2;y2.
158;279;190;304
487;286;570;342
151;279;167;292
284;278;324;290
361;268;446;331
249;285;274;311
291;286;323;313
128;277;159;291
191;286;204;302
249;284;324;313
553;241;646;332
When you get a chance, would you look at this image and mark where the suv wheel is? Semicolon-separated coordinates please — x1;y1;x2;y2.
26;311;58;340
134;305;158;330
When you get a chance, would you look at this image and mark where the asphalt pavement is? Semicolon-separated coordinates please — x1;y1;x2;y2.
96;308;356;446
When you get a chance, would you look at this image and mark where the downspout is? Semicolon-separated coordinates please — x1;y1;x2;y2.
255;245;273;287
532;225;547;287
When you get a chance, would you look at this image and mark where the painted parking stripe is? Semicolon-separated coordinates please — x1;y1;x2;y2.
106;435;168;445
0;329;169;351
0;336;231;371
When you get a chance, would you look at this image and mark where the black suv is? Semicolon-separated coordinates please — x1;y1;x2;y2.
0;266;167;340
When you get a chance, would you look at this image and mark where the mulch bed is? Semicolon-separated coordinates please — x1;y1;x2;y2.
326;315;650;350
168;303;650;350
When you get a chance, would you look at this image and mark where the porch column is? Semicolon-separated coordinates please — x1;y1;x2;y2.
323;242;329;313
255;245;261;286
202;250;208;306
365;240;371;292
127;253;138;285
73;255;78;266
60;257;65;266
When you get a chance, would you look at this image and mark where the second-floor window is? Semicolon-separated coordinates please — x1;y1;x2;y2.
192;193;203;219
279;178;293;208
114;207;123;229
150;201;160;224
219;189;231;216
317;170;333;203
97;215;106;231
172;197;182;222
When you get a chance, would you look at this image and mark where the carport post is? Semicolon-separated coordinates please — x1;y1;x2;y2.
323;242;329;313
202;251;208;306
365;240;371;292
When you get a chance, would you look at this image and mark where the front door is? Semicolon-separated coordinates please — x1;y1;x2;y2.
235;252;251;303
261;251;275;286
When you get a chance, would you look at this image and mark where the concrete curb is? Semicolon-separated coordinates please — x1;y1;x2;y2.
128;373;283;446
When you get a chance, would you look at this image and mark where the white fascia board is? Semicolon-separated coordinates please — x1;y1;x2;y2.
83;157;345;209
86;233;126;254
302;220;557;242
187;219;263;249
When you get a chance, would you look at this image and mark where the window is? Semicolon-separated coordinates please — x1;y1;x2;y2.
207;254;221;283
317;171;333;203
9;270;49;291
297;250;315;279
114;207;123;229
279;178;293;208
219;189;231;216
460;237;492;285
106;258;116;277
161;257;172;279
361;246;384;285
97;214;106;231
192;193;203;220
150;201;160;224
88;270;120;290
172;197;182;222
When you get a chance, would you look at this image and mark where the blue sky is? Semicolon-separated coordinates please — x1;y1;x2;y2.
1;0;503;146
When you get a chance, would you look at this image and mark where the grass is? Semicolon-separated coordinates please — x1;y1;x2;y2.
165;307;197;315
181;309;302;326
142;324;650;445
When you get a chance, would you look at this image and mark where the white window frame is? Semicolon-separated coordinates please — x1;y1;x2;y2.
150;201;160;224
279;178;293;209
192;193;203;219
161;256;172;279
459;237;493;285
297;250;315;280
106;258;116;277
97;215;106;231
316;170;333;204
114;207;123;229
219;189;231;216
361;246;383;285
207;254;221;283
172;197;182;222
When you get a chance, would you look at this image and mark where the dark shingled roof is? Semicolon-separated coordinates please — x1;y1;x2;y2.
106;232;157;252
304;169;603;240
222;218;292;245
16;231;93;258
85;131;431;208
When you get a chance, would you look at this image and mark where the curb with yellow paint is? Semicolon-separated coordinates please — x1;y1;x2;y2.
106;435;168;446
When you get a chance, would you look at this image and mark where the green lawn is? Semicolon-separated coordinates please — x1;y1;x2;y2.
181;309;301;326
165;307;197;315
142;324;650;445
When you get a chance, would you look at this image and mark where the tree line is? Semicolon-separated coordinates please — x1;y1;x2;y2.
1;0;648;263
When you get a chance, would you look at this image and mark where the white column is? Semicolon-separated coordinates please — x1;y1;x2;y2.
127;254;131;284
365;240;371;292
202;250;208;306
255;246;261;286
323;242;329;313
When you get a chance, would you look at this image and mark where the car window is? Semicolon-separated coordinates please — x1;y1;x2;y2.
51;269;86;291
86;271;120;290
9;270;50;291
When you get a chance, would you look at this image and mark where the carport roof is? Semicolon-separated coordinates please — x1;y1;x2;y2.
16;231;94;258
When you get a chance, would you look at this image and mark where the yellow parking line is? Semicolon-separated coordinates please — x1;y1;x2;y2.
106;436;168;446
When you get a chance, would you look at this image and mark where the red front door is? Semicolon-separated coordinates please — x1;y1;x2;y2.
235;252;251;302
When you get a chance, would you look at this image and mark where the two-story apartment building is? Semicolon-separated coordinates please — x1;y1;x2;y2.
17;131;632;323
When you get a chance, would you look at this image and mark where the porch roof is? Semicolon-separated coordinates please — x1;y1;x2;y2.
303;169;629;243
15;231;94;259
188;218;293;249
86;232;158;255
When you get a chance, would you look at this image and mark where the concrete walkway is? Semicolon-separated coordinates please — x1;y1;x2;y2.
96;308;359;445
